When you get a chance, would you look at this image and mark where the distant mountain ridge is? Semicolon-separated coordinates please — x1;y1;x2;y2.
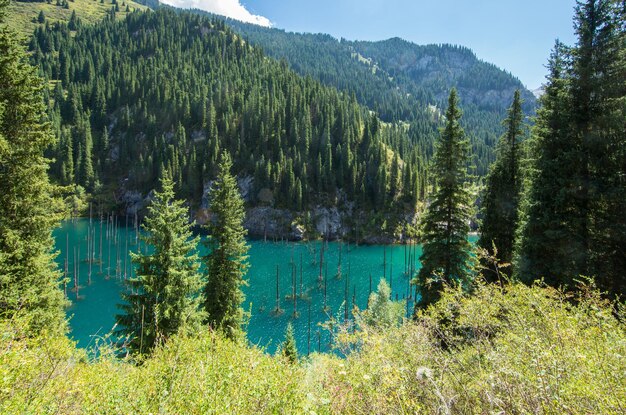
221;18;537;119
132;1;538;120
349;37;536;113
214;16;537;175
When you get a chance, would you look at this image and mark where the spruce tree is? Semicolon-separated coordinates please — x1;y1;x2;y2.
573;0;626;295
515;42;576;287
594;1;626;296
0;0;67;335
281;323;298;363
568;0;617;279
116;176;204;354
516;2;626;296
478;90;524;280
204;152;249;341
78;118;95;190
414;89;473;310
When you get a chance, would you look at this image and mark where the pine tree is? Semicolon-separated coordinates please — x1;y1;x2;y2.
60;128;74;185
68;10;78;31
0;0;67;335
116;176;204;354
478;90;524;280
414;89;474;310
568;0;617;279
390;153;401;199
99;126;109;168
204;152;249;341
281;323;298;363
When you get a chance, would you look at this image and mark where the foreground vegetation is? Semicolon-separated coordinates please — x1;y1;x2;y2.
2;281;624;414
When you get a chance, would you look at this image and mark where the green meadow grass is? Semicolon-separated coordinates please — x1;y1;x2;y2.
7;0;147;41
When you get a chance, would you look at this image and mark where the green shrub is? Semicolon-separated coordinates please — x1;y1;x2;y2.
310;281;626;414
2;281;624;414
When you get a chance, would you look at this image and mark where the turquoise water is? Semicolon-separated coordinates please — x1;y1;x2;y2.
53;218;476;354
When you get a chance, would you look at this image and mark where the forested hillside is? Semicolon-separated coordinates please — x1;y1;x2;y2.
29;9;426;228
12;0;536;180
210;17;537;175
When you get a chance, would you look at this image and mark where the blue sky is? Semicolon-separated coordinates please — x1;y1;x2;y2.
161;0;578;89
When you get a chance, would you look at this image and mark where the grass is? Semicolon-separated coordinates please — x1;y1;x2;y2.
2;279;624;414
7;0;147;41
0;325;307;414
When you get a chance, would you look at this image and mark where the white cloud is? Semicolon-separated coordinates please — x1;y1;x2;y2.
159;0;272;27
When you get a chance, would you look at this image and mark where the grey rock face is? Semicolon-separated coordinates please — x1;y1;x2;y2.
120;189;154;217
244;206;294;240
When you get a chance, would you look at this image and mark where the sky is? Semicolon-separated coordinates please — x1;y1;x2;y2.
159;0;578;90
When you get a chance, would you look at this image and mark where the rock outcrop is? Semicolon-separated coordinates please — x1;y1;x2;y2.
119;178;420;244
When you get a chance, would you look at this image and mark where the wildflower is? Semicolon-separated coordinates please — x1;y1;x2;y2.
416;367;432;380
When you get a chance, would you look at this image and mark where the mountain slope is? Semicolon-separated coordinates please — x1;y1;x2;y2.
226;23;536;118
28;8;426;239
6;0;147;40
192;14;536;176
11;0;535;178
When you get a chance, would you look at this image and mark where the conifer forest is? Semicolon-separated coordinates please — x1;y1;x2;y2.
1;0;625;413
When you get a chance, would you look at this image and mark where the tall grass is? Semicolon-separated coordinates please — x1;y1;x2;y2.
2;280;624;414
